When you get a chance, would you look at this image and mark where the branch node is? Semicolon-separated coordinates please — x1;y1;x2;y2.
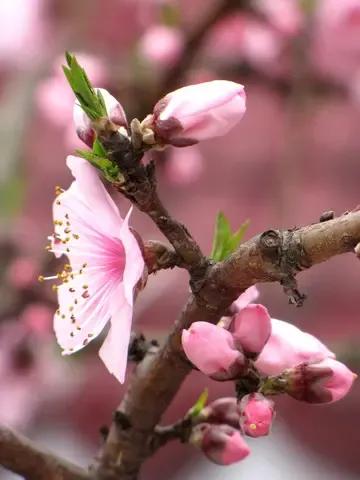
319;210;335;222
113;411;132;431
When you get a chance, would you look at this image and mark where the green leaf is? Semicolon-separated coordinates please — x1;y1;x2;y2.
210;212;249;262
63;52;107;120
210;212;231;261
188;389;208;418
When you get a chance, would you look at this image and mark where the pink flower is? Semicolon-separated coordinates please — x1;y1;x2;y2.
0;0;45;67
151;81;246;147
181;322;247;380
232;304;271;357
164;145;204;185
199;397;240;429
191;423;250;465
239;393;274;437
7;257;38;290
47;155;144;383
255;0;303;36
285;358;356;404
73;88;128;148
20;303;53;337
255;319;335;376
233;285;259;311
139;25;184;68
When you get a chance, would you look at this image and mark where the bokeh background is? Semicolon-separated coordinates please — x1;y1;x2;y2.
1;1;360;478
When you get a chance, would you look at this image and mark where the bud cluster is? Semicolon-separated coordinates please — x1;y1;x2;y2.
189;393;274;465
181;287;356;466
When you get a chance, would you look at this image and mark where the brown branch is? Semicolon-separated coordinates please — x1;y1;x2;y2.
94;210;360;479
0;426;90;480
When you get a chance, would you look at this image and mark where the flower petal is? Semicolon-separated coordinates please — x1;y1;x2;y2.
66;155;123;235
119;208;145;305
98;284;132;383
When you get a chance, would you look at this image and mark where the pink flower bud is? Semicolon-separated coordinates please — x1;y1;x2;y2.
285;358;357;404
182;322;247;380
152;80;246;147
199;397;240;429
190;423;250;465
239;393;274;437
255;319;335;376
232;304;271;358
233;285;259;311
7;257;38;290
73;88;128;147
139;25;184;68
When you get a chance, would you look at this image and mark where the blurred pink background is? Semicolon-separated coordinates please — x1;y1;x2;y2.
1;1;360;479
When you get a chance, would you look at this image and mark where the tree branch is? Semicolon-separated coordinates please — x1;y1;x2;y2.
95;210;360;479
0;426;90;480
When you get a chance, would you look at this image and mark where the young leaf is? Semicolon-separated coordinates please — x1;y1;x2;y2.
210;212;249;262
188;389;209;418
210;212;231;261
75;149;121;182
63;52;107;120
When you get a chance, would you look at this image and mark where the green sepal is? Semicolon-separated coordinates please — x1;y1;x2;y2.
188;389;208;418
63;52;107;120
210;212;249;262
75;149;121;182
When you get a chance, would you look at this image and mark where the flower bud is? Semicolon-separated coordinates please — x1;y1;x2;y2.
199;397;240;429
239;393;274;437
232;304;271;358
151;80;246;147
190;423;250;465
139;25;184;68
255;319;335;376
182;322;247;380
284;358;356;404
73;88;128;147
233;285;259;311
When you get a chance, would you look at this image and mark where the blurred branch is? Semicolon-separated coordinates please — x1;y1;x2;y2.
95;210;360;480
0;426;90;480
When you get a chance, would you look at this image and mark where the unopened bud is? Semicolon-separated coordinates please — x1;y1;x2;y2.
231;304;271;358
150;80;246;147
73;88;128;147
239;393;274;437
182;322;247;381
199;397;240;429
284;358;356;404
190;423;250;465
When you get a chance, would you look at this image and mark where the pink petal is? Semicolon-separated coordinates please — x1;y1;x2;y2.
234;286;259;310
119;208;145;305
256;319;335;376
66;156;123;235
99;284;132;383
232;304;271;356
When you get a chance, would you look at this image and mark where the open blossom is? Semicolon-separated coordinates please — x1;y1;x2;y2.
190;423;250;465
151;80;246;147
73;88;128;147
181;322;247;380
255;319;335;376
284;357;356;404
46;155;144;383
239;393;274;437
